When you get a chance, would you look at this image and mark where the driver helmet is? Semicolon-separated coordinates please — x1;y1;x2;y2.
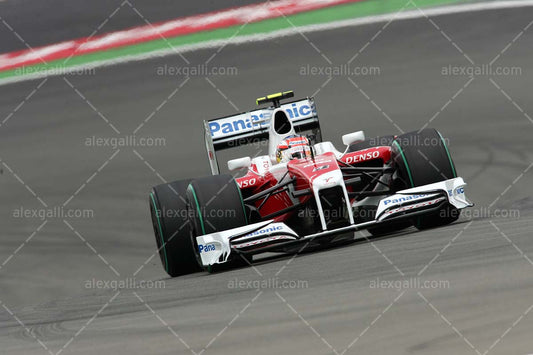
275;135;312;163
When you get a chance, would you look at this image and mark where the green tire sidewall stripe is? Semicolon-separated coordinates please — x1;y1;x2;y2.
234;180;248;225
392;140;414;188
150;192;169;272
393;139;418;227
437;131;457;178
188;184;206;235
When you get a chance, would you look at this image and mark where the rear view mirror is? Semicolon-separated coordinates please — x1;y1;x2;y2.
227;157;251;171
342;131;365;146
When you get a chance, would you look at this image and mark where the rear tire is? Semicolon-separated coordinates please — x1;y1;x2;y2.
150;179;201;277
392;128;459;230
186;174;250;271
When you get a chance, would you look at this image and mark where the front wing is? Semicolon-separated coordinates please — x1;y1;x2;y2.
196;177;473;267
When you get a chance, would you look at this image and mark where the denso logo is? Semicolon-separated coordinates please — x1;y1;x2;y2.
344;150;380;164
198;244;216;253
237;177;256;188
243;225;283;238
383;194;428;206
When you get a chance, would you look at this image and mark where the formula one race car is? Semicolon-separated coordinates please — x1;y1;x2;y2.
149;91;473;277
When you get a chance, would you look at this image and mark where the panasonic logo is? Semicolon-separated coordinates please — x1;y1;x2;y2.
243;225;283;238
285;103;314;119
383;194;428;206
198;244;216;253
209;115;264;136
209;102;316;136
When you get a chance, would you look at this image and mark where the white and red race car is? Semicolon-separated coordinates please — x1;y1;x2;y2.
149;91;473;276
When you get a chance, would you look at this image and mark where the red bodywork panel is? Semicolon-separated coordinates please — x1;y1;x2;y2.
338;146;391;166
288;152;340;185
235;146;392;221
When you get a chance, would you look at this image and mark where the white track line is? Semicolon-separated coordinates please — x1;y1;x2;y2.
1;0;533;86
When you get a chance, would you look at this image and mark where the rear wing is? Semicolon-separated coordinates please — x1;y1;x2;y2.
204;96;322;174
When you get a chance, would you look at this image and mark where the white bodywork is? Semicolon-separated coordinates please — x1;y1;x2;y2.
205;98;318;175
268;108;296;163
314;141;343;158
196;221;298;266
375;177;472;221
312;169;354;230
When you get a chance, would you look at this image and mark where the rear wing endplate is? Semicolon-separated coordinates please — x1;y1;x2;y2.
204;97;322;174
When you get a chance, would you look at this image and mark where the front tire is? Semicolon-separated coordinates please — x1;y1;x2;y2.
186;174;249;271
150;179;201;277
392;128;459;229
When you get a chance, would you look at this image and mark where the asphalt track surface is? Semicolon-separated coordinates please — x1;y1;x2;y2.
1;5;533;355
